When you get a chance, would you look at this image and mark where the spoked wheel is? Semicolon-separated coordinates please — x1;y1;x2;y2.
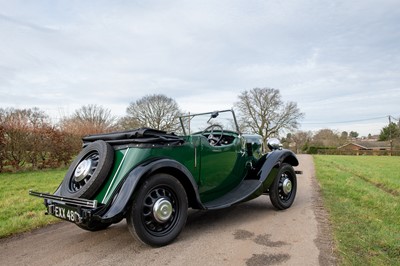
60;140;114;199
69;151;99;192
269;163;297;210
127;173;188;246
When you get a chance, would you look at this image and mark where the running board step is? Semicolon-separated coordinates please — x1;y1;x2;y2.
203;180;262;210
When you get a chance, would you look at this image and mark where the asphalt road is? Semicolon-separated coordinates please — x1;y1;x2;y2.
0;155;335;266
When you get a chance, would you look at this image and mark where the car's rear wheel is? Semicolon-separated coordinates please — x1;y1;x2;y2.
60;140;114;199
126;173;188;246
269;163;297;210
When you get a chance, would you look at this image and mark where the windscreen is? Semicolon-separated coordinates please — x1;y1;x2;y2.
180;110;238;135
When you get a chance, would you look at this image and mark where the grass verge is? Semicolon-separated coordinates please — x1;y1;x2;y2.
0;169;64;238
314;155;400;265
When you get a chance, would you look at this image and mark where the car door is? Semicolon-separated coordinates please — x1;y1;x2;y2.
198;135;246;202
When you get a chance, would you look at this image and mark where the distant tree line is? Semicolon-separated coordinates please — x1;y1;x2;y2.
2;88;300;172
282;127;400;154
1;87;397;172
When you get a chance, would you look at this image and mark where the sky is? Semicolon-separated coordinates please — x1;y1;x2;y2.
1;0;399;136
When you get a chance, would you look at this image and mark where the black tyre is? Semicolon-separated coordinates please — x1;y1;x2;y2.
126;173;188;246
269;163;297;210
60;140;114;199
77;221;112;231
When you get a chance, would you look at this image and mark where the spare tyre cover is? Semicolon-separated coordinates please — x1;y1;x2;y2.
60;140;114;199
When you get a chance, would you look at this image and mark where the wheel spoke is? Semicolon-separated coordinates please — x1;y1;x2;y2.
69;151;101;193
140;185;180;236
277;172;293;202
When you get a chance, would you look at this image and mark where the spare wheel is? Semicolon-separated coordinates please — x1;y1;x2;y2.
60;140;114;199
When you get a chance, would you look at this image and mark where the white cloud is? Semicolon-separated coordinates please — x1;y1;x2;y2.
0;0;399;136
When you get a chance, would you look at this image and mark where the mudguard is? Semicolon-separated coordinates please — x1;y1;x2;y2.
256;149;299;191
100;158;204;223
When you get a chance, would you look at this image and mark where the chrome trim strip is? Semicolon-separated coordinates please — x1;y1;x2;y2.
29;190;98;208
194;147;197;168
102;148;129;203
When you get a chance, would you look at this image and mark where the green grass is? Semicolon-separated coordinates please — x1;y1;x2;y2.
0;169;65;238
314;155;400;266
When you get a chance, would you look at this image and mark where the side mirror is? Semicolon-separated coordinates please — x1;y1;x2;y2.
211;111;219;118
207;111;219;123
267;138;282;151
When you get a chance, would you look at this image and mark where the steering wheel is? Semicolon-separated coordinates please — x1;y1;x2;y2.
203;124;224;146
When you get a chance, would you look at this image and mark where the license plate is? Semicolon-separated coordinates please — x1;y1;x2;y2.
51;205;81;223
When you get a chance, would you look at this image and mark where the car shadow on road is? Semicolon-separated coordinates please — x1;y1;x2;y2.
96;195;278;245
180;196;279;240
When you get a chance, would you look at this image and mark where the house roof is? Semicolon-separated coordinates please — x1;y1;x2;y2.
338;141;391;150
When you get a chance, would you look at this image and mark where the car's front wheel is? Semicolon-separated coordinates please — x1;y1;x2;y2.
126;173;188;246
269;163;297;210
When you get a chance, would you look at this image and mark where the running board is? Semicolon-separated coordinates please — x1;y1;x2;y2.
203;180;262;210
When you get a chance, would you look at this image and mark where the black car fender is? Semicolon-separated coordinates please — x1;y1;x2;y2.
100;158;204;223
256;149;299;191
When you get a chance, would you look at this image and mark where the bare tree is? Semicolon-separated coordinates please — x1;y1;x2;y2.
291;131;313;153
25;108;52;168
235;88;304;147
118;116;141;130
124;94;182;132
60;104;118;136
312;129;340;147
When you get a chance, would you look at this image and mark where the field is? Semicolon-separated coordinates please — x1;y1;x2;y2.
314;155;400;265
0;169;64;238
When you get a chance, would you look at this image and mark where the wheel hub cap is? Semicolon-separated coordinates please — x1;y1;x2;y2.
153;198;173;223
74;159;92;182
282;178;292;195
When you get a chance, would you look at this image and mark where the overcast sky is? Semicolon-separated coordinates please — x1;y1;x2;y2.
1;0;399;136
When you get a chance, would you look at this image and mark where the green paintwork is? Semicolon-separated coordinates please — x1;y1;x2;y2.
95;135;198;204
197;134;248;202
95;131;259;205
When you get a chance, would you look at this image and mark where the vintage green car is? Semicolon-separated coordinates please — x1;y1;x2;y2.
30;109;300;246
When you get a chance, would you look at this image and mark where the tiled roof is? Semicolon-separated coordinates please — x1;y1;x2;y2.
338;141;391;150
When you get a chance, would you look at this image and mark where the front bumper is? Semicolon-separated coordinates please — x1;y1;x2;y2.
29;190;102;224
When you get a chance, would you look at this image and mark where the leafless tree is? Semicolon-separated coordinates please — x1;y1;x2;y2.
291;131;313;153
235;88;304;148
124;94;182;132
60;104;118;136
118;116;141;130
312;129;340;147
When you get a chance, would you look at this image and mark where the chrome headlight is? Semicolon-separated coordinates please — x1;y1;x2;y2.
267;138;282;151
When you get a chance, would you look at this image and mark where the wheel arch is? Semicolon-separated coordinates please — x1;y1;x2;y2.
149;165;204;209
256;149;299;190
281;153;299;167
100;158;204;223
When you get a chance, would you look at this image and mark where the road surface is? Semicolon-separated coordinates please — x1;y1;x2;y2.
0;155;335;265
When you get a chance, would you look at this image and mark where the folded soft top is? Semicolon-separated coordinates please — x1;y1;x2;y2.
82;128;184;146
